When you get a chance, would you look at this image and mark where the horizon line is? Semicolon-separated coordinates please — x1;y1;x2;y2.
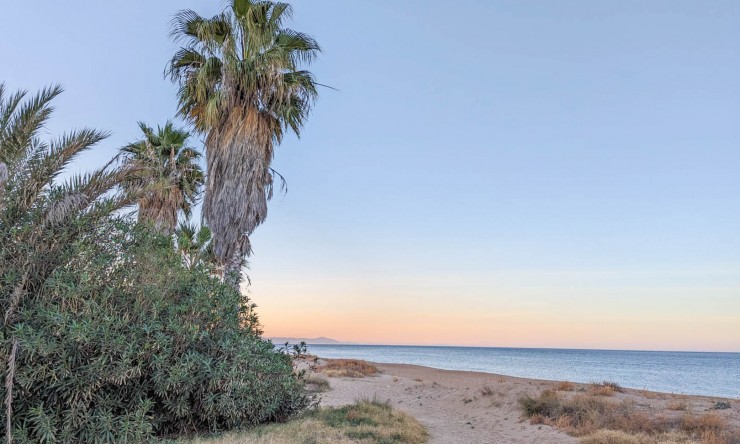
269;338;740;354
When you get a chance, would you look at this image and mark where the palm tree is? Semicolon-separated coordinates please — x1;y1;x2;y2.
168;0;320;286
120;122;204;235
0;84;136;443
174;222;216;271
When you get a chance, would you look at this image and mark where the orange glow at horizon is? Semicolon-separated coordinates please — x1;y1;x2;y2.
247;270;740;353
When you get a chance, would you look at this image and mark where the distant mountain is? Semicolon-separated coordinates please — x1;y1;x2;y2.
268;336;343;345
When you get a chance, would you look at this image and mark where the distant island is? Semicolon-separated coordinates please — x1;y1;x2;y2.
268;336;343;345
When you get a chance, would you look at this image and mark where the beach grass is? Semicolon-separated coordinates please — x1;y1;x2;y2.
305;373;332;392
519;389;740;444
319;359;379;378
184;399;427;444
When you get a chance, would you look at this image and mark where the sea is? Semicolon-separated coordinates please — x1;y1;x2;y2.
305;344;740;399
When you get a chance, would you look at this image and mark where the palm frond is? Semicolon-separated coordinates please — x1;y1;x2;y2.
0;84;63;166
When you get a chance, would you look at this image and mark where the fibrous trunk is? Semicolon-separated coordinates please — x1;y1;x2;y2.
138;197;178;236
203;109;274;289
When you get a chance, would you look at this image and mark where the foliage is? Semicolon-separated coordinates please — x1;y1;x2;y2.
712;402;731;411
119;121;204;235
175;222;216;271
0;84;310;442
3;222;309;442
168;0;320;285
0;83;136;442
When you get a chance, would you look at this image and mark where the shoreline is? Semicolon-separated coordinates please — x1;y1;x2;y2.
304;345;740;399
342;360;740;401
310;359;740;444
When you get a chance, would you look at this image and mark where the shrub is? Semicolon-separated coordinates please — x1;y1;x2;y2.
712;402;731;411
2;221;310;442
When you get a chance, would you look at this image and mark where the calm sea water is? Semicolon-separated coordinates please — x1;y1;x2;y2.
306;344;740;398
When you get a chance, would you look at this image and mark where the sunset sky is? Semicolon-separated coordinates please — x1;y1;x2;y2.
2;1;738;351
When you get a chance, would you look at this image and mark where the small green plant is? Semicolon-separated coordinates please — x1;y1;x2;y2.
712;401;731;410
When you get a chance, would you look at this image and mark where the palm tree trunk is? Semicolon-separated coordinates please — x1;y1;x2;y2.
223;248;247;290
203;111;272;290
138;198;178;236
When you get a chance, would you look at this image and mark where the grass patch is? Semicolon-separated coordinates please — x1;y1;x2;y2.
581;429;696;444
186;399;427;444
519;389;740;444
590;381;625;397
666;401;688;411
638;390;667;400
556;381;576;392
305;374;331;393
319;359;379;378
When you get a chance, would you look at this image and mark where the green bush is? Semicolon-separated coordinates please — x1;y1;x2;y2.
1;84;309;442
2;221;309;442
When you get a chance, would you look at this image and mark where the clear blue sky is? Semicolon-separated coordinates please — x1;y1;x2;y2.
2;1;738;351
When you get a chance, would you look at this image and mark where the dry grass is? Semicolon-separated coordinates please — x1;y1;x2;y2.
590;381;625;397
519;390;740;444
680;413;727;435
186;399;427;444
480;385;495;396
556;381;576;392
305;373;331;393
639;390;668;400
666;401;688;411
318;359;378;378
581;429;696;444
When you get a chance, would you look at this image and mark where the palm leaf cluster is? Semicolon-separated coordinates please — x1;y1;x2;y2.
119;122;204;235
175;222;216;271
168;0;320;284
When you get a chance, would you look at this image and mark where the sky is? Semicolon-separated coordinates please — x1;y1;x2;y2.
1;1;739;352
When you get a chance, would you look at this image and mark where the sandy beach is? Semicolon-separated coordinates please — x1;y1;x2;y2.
310;359;740;444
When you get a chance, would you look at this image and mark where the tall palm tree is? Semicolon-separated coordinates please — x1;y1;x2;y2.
0;84;137;443
168;0;320;286
120;122;204;235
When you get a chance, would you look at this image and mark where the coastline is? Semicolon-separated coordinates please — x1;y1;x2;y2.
306;344;740;398
311;359;740;444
